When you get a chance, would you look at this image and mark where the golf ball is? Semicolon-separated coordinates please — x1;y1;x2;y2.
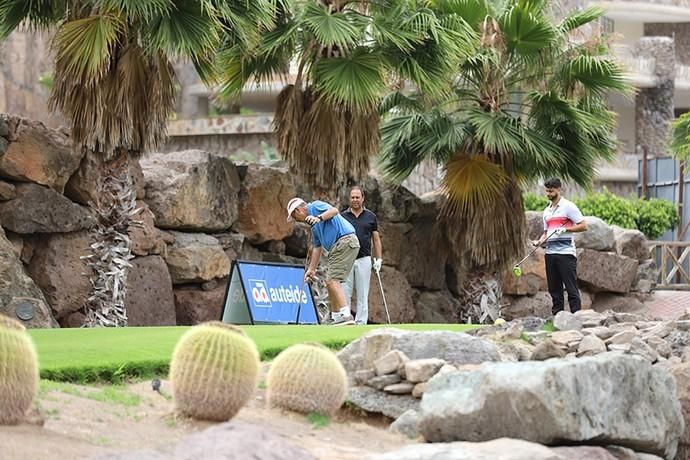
494;318;506;326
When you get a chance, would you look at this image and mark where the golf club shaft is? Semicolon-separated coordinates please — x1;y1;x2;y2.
515;222;568;267
376;270;391;324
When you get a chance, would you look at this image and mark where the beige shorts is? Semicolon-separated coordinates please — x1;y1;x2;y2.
326;234;360;282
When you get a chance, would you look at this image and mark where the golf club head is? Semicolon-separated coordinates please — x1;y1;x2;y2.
512;266;522;277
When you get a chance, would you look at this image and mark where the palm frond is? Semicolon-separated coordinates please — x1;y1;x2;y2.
671;112;690;162
0;0;66;39
313;48;385;111
499;3;556;56
300;1;362;50
441;154;509;214
100;0;174;19
51;14;123;81
559;6;604;32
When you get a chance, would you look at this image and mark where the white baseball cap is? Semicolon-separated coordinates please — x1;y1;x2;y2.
286;197;306;222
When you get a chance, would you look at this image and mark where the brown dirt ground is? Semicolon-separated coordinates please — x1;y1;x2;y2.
0;366;412;460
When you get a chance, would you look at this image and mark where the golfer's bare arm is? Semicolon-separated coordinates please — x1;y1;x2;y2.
372;231;382;259
317;207;339;221
308;247;323;272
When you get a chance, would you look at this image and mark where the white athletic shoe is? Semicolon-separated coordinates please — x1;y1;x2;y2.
330;313;355;326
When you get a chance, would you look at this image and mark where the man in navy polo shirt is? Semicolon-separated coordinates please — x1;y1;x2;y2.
341;186;382;325
287;197;360;325
532;178;588;315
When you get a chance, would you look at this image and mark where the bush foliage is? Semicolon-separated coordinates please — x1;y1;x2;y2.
523;190;679;239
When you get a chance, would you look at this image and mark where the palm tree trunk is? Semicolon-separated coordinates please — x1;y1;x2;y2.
83;151;136;327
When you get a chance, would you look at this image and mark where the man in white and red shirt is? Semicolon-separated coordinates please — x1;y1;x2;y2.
532;178;588;315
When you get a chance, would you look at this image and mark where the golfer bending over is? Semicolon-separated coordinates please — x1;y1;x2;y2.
532;178;587;316
287;197;360;325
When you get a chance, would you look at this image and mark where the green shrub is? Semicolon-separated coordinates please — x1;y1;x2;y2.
523;193;549;211
574;190;637;229
633;198;679;239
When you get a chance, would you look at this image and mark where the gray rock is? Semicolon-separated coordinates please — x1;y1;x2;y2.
583;326;615;340
374;349;409;376
577;249;638;294
417;353;683;459
633;260;658;294
628;337;659;363
553;311;582;331
404;358;446;383
354;369;376;385
645;335;672;359
337;328;501;376
0;183;94;234
530;339;567;361
575;310;606;328
141;151;241;231
366;374;401;390
370;438;565;460
347;385;419;419
389;409;420;439
577;335;607;357
383;382;414;394
164;232;230;284
613;225;651;261
574;216;615;251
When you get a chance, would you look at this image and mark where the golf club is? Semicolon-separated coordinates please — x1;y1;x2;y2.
375;269;392;324
512;222;568;277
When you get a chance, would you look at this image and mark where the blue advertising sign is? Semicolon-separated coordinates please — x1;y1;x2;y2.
221;261;319;325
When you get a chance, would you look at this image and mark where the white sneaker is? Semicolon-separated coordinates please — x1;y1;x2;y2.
330;313;355;326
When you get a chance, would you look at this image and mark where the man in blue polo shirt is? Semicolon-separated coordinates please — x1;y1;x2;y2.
287;197;360;325
532;178;588;315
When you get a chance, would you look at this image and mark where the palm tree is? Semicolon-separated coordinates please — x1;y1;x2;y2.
0;0;274;326
378;0;630;269
216;0;474;192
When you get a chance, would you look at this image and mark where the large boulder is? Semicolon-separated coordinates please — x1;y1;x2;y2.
232;164;296;243
163;232;230;284
591;293;648;315
140;151;240;231
371;438;648;460
337;328;501;377
671;363;690;460
612;225;650;261
377;222;413;268
124;256;176;326
346;177;421;223
128;201;170;256
577;249;638;294
26;231;92;319
64;150;145;205
0;226;57;328
525;211;544;241
502;291;552;320
174;278;228;326
0;183;94;233
0;114;83;192
413;290;460;323
418;353;683;459
502;246;547;296
399;219;448;290
367;266;415;324
573;216;615;251
633;259;659;294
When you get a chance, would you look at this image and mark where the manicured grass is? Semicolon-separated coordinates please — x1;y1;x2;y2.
29;323;478;383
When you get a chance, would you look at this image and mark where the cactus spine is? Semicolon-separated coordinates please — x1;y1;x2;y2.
0;315;39;425
170;321;260;421
267;343;348;415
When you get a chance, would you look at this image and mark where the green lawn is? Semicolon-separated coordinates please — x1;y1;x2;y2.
29;323;477;383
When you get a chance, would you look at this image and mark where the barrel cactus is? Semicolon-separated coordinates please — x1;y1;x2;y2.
267;343;348;415
0;314;39;425
170;321;260;421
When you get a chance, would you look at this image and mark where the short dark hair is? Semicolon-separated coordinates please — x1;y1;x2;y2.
350;186;365;198
544;178;562;189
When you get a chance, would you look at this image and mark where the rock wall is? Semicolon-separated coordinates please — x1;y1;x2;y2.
0;113;663;328
0;113;468;328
